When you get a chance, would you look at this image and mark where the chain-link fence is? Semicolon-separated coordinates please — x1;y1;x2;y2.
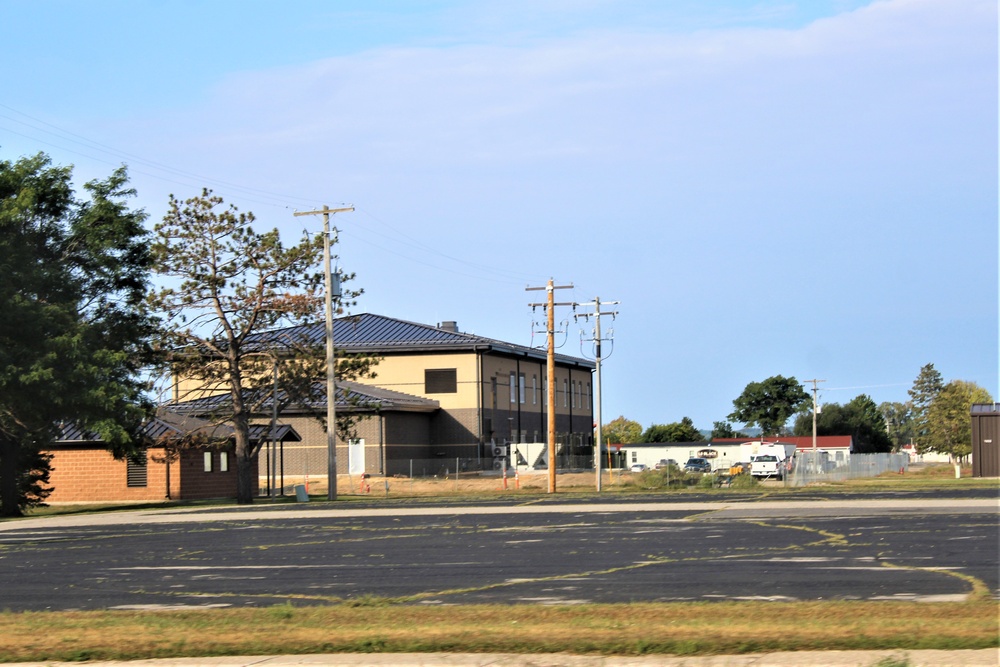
385;454;595;479
262;451;911;497
786;451;909;486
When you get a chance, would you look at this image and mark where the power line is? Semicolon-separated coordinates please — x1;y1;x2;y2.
0;103;552;288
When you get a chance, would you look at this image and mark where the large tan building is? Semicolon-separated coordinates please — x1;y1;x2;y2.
170;314;596;477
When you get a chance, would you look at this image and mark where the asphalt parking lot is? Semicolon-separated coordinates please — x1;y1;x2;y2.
0;493;995;611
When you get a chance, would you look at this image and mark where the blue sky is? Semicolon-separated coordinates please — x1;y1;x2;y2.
2;0;996;432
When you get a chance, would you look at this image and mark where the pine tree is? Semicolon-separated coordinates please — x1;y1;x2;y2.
908;363;943;452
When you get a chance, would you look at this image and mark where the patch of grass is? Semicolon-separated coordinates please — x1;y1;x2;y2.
729;473;760;489
0;601;994;663
9;462;993;522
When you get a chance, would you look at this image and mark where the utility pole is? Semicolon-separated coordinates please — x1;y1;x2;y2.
805;379;826;452
527;279;574;493
294;205;354;500
576;297;619;492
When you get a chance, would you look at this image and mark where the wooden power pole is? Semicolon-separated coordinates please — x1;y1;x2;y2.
527;279;574;493
293;205;353;500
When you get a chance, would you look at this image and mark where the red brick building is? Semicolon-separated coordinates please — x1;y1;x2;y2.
45;411;298;503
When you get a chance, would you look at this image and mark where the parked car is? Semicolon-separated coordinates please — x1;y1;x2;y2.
684;457;712;473
629;463;648;473
654;458;677;470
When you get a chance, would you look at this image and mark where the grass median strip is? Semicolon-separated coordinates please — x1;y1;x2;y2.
0;601;996;662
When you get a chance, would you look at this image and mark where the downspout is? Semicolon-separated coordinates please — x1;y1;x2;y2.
568;368;574;452
516;358;522;444
476;352;483;468
538;360;544;443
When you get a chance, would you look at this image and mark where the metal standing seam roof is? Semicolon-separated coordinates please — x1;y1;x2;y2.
243;313;595;368
167;379;439;416
54;410;302;445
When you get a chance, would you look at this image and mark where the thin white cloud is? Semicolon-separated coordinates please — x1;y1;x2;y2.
162;0;990;179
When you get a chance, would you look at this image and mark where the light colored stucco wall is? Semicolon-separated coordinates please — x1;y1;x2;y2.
364;352;479;409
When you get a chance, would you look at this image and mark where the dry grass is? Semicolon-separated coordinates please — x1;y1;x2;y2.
299;464;995;500
10;464;996;662
0;601;996;662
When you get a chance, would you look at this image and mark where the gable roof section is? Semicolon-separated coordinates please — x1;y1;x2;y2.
245;313;595;369
167;380;439;416
55;409;302;446
711;436;853;450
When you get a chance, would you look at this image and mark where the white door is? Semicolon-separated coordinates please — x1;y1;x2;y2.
348;439;366;475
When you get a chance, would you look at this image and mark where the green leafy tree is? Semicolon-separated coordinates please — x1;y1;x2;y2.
710;421;746;439
908;363;943;449
879;400;914;451
643;416;702;443
924;380;992;459
0;153;155;516
842;394;893;453
792;394;892;453
149;190;376;504
602;416;642;444
728;375;809;437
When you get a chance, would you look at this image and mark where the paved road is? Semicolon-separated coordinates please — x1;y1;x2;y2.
0;496;995;611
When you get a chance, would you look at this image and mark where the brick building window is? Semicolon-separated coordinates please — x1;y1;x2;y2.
219;451;229;472
203;451;213;472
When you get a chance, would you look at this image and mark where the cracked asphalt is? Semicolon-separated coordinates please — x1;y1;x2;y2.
0;495;995;611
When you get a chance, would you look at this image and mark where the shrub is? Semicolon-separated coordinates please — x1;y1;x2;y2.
697;474;717;489
729;473;760;489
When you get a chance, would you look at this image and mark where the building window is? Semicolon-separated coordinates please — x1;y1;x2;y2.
563;379;568;407
219;451;229;472
425;368;457;393
519;373;526;404
204;451;213;472
510;372;516;403
491;377;497;410
532;375;537;404
126;452;147;488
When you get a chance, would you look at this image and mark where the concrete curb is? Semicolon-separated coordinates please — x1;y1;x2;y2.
1;649;998;666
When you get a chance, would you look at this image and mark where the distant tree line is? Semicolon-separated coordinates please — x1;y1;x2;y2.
603;365;992;459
